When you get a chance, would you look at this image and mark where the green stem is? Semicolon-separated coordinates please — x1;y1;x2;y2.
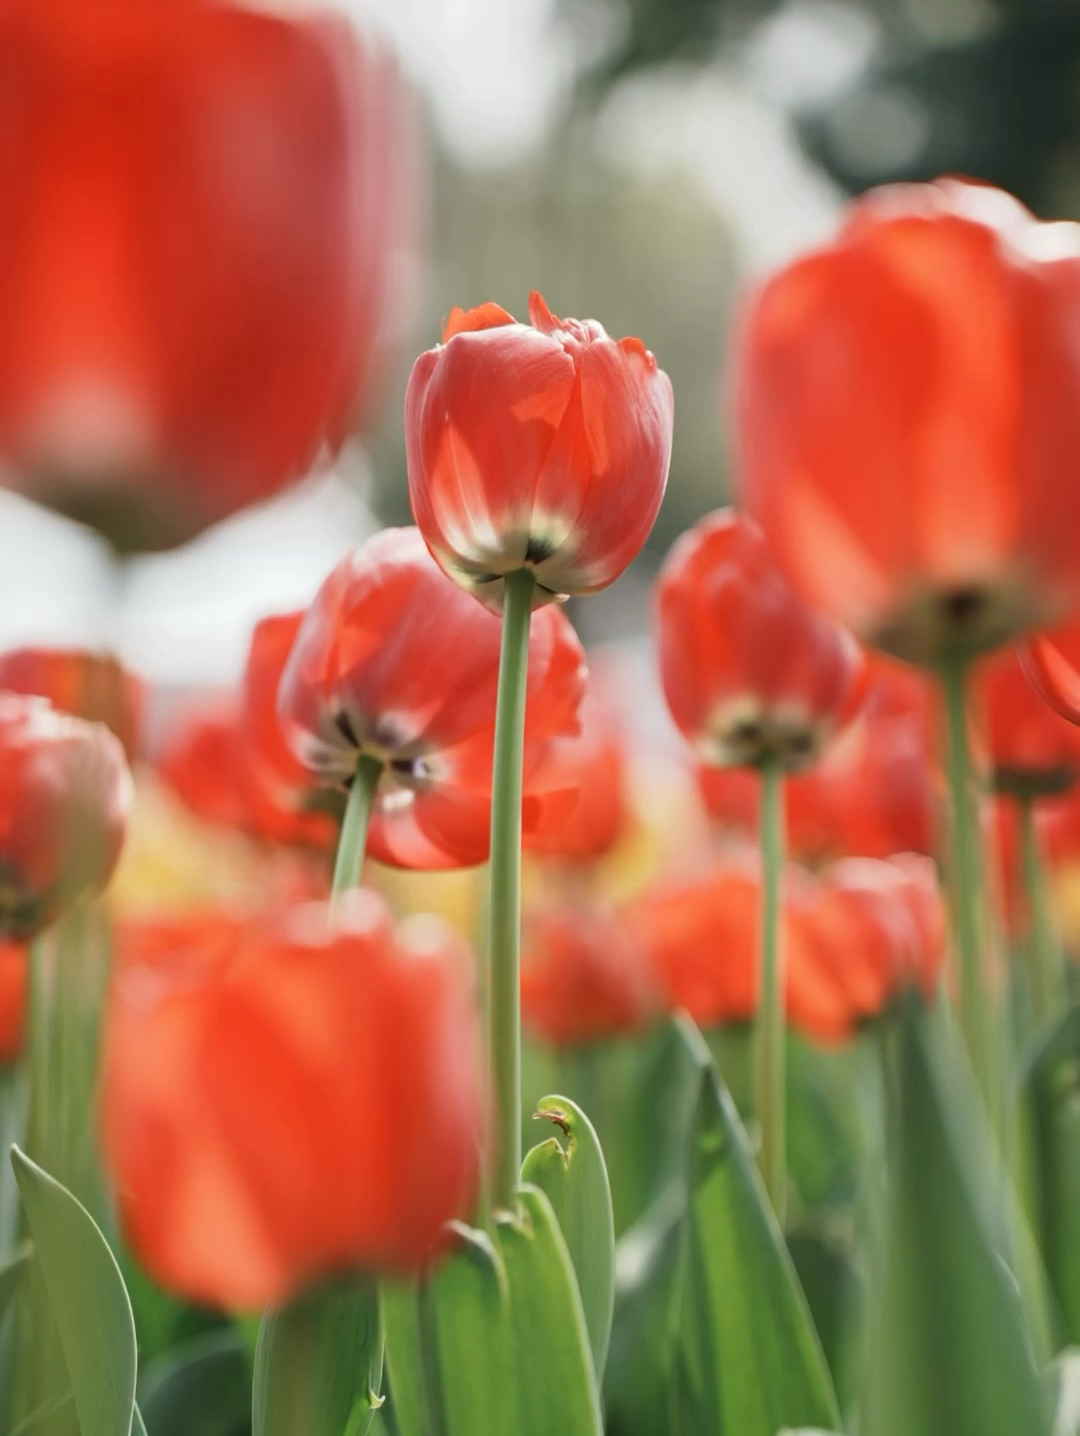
330;755;383;906
1018;796;1062;1026
753;759;786;1220
489;568;534;1212
940;658;997;1124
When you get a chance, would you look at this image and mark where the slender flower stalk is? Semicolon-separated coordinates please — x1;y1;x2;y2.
754;759;787;1219
1017;797;1063;1027
488;568;535;1211
331;755;384;904
940;659;998;1126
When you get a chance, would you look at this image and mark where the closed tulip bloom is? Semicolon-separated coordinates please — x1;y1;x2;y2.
0;942;27;1064
0;0;417;551
0;646;144;758
521;904;656;1047
977;644;1080;797
657;509;865;771
0;694;131;937
278;527;586;869
736;179;1080;664
406;293;674;610
101;892;482;1309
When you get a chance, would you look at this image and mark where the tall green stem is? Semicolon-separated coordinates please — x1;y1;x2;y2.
941;658;997;1122
489;568;534;1211
331;755;383;905
753;759;786;1220
1018;796;1062;1026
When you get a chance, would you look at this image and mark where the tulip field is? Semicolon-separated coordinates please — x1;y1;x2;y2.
6;6;1080;1436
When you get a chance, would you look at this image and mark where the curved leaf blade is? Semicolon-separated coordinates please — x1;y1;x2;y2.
253;1275;383;1436
11;1146;137;1436
139;1328;250;1436
870;1008;1051;1436
521;1095;615;1378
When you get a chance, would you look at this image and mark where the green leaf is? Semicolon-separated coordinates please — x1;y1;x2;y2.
253;1275;383;1436
1022;1002;1080;1343
521;1095;615;1378
11;1146;137;1436
383;1191;603;1436
1046;1348;1080;1435
0;1239;31;1321
606;1015;840;1436
869;1007;1052;1436
139;1328;250;1436
9;1393;78;1436
787;1230;864;1417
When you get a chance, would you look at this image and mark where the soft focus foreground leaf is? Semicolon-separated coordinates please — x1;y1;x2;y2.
383;1189;602;1436
788;1230;865;1417
253;1275;382;1436
9;1393;77;1435
521;1094;615;1377
0;1239;31;1320
139;1328;250;1436
11;1146;137;1436
1047;1348;1080;1435
1023;1003;1080;1342
869;1009;1051;1436
606;1014;839;1435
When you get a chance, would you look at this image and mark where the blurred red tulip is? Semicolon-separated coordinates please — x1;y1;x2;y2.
0;0;418;551
278;527;586;869
406;293;673;610
736;179;1080;664
1019;616;1080;728
697;764;840;864
976;644;1080;796
101;892;482;1309
525;676;631;863
0;694;130;937
657;509;864;771
0;941;27;1064
521;904;657;1047
630;856;857;1044
158;699;254;834
0;646;144;757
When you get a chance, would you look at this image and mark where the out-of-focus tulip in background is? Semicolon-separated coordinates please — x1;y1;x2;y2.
6;0;1041;693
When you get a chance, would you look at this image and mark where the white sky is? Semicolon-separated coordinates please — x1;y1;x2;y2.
0;0;864;686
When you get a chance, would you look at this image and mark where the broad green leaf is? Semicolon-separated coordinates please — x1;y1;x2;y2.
496;1185;604;1435
9;1393;77;1436
1023;1003;1080;1342
1046;1348;1080;1435
253;1275;383;1436
869;1008;1051;1436
383;1193;603;1436
521;1095;615;1377
788;1230;864;1417
11;1146;137;1436
606;1015;840;1436
0;1239;31;1320
139;1328;250;1436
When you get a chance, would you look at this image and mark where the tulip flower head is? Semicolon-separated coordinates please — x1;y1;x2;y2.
657;509;865;772
0;0;418;551
977;644;1080;798
521;904;656;1046
278;527;587;869
406;293;674;610
736;179;1080;665
0;646;144;758
101;891;482;1309
1019;616;1080;730
0;694;131;938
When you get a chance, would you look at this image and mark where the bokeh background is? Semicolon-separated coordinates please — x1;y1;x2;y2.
0;0;1064;693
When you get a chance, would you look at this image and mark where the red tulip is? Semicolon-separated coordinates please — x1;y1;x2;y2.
736;179;1080;664
1019;616;1080;728
278;527;586;869
0;0;417;551
657;508;865;771
158;700;254;835
630;856;858;1044
101;892;482;1309
406;293;673;610
0;646;144;758
521;904;657;1047
525;673;632;863
0;694;131;937
976;644;1080;796
0;942;27;1064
